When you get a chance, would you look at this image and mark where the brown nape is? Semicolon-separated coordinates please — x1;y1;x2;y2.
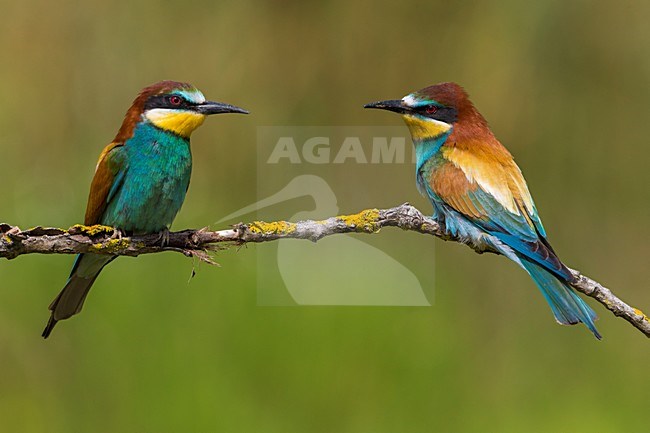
113;80;195;143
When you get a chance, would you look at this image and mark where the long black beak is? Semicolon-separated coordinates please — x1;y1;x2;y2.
363;99;408;114
197;101;249;115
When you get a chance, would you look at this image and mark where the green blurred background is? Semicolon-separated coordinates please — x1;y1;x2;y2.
1;0;649;431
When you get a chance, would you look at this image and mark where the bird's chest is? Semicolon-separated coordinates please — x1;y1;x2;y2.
414;137;447;199
108;135;192;232
416;152;447;209
130;139;191;197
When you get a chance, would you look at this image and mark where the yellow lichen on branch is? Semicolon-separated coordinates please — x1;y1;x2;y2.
71;224;115;236
88;238;131;254
633;308;650;323
337;209;381;233
247;221;297;235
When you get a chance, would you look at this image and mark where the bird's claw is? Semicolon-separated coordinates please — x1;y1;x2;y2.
156;228;170;247
111;228;126;240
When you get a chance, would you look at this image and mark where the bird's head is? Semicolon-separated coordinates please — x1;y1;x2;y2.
115;80;248;142
365;82;474;142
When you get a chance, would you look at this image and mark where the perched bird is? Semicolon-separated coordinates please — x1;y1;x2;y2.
365;82;600;339
43;80;248;338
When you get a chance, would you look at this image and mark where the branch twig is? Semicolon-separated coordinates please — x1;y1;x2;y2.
1;203;647;337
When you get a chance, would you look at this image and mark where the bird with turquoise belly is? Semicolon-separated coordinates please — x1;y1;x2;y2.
43;80;248;338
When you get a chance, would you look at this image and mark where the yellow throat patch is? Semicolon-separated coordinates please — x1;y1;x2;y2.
402;114;452;141
145;109;206;138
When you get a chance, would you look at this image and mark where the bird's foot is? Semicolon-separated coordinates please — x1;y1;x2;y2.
156;228;170;247
110;228;126;240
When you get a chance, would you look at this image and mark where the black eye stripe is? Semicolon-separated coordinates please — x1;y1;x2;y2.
417;104;438;114
417;105;458;123
144;94;196;111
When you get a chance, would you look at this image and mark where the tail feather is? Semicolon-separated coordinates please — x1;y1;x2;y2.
521;259;601;339
42;274;98;338
42;316;58;339
42;254;112;339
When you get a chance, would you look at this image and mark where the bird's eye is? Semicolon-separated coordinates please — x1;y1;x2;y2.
425;105;438;115
169;95;182;106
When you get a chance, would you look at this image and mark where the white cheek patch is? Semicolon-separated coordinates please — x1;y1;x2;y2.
145;108;177;123
423;116;450;129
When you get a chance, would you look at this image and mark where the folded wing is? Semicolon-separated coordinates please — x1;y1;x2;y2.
432;142;572;281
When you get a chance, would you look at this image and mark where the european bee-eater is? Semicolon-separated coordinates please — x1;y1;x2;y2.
43;80;248;338
365;82;600;339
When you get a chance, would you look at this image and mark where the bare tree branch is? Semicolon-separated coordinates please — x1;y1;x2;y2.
1;203;647;338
